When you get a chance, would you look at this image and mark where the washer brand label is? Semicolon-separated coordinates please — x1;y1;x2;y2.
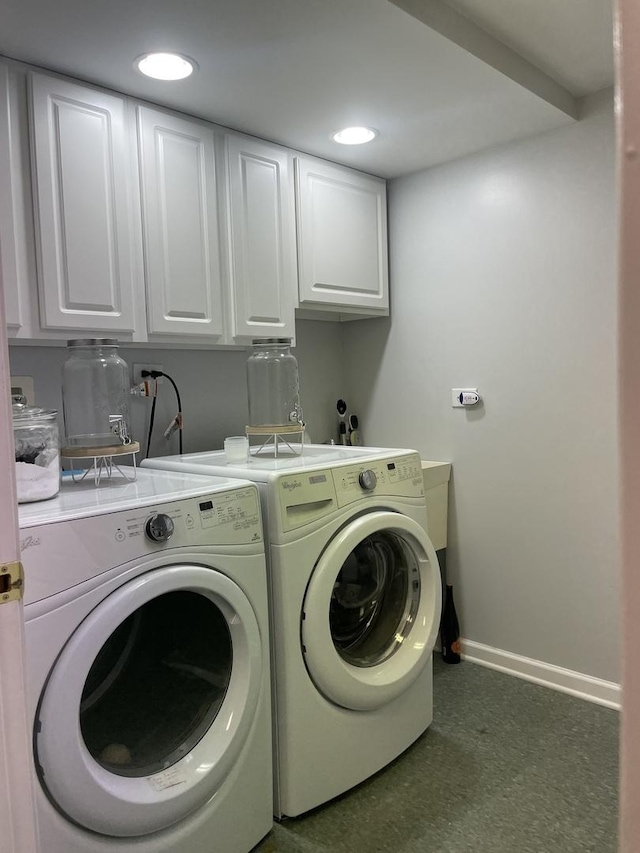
282;480;302;492
147;765;188;792
20;535;41;552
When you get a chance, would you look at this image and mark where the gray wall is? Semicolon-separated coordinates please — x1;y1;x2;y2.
342;89;619;683
9;319;345;458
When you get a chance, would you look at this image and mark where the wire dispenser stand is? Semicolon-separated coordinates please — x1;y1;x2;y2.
60;441;140;486
245;424;305;458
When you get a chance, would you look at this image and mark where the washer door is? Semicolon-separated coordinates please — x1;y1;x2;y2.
302;512;441;711
36;565;263;837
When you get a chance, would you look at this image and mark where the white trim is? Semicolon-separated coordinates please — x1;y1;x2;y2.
461;639;621;711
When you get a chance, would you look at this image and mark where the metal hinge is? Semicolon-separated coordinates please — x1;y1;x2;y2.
0;561;24;603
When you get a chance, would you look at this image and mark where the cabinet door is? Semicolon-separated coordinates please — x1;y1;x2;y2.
137;106;224;340
226;134;296;341
30;73;138;332
0;63;23;330
295;157;389;314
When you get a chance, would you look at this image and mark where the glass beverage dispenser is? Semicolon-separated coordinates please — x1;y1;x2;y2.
246;338;304;455
62;339;133;450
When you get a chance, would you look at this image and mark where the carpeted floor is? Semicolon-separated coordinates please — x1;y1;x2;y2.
253;658;619;853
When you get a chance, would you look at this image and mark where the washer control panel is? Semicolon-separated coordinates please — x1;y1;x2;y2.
274;452;424;533
333;453;424;507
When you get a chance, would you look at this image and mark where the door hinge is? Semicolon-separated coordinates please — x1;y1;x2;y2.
0;561;24;603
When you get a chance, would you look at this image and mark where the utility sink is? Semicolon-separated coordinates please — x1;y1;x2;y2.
421;460;451;551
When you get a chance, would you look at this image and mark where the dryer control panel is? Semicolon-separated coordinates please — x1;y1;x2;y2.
20;486;262;606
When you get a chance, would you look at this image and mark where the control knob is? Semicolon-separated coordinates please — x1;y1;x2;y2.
358;469;378;491
145;513;175;543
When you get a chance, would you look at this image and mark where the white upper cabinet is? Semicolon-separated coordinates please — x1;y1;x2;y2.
0;63;23;330
225;134;297;342
137;106;224;341
4;60;391;344
29;73;139;332
295;156;389;315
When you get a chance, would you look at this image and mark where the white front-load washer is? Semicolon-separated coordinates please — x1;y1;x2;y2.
142;445;442;818
19;468;272;852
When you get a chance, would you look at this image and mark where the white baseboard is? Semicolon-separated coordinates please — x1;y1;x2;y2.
461;639;621;710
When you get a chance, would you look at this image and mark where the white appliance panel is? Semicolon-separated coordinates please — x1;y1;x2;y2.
20;468;273;852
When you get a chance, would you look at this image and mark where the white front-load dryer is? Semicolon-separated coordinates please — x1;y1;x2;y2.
19;469;272;852
142;445;442;818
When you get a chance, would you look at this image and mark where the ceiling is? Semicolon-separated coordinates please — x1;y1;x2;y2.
0;0;614;178
444;0;614;97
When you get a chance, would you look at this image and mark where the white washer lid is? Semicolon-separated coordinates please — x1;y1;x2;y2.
142;443;417;481
19;468;252;528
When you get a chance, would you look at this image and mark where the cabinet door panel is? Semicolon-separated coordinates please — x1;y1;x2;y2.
30;73;137;331
226;135;296;341
0;63;22;329
138;107;223;339
296;157;388;313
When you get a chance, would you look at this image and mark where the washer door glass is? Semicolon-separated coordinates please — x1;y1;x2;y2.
330;530;420;668
302;512;441;712
80;590;232;777
36;565;264;838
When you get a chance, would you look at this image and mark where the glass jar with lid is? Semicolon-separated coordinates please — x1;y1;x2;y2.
62;339;132;450
13;395;60;502
246;338;303;429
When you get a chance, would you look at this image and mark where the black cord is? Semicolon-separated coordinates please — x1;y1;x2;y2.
145;386;157;459
142;370;183;455
162;372;183;454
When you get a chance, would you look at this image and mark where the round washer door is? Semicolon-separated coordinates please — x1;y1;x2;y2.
36;565;263;837
302;511;441;711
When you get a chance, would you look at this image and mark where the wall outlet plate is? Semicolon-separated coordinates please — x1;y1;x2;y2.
10;375;35;405
452;387;479;407
133;363;163;385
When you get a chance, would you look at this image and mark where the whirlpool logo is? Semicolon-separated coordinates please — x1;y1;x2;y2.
21;535;41;551
282;480;302;492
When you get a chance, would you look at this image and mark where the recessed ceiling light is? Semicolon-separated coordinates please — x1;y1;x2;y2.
331;126;378;145
135;52;196;81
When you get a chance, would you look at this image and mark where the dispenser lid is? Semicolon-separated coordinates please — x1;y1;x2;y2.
66;338;119;347
251;337;292;346
12;399;57;423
